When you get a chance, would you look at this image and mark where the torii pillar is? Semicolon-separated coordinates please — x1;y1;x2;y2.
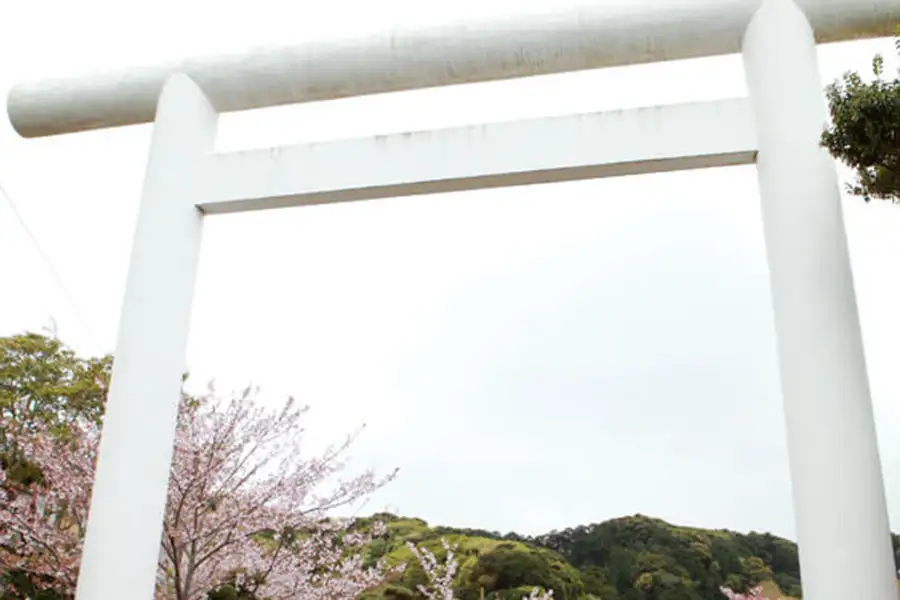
6;1;900;599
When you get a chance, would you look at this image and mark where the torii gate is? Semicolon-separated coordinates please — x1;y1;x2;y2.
7;0;900;598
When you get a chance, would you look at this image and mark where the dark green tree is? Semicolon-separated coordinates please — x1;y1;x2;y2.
821;30;900;203
465;544;583;599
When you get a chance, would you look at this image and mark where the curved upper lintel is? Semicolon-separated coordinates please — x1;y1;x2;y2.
7;0;900;138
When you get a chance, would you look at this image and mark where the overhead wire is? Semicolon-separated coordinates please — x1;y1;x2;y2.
0;178;102;353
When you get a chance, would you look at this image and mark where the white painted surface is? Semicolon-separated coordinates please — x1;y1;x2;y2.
7;0;900;137
74;75;217;600
743;1;897;599
4;0;893;596
196;98;757;214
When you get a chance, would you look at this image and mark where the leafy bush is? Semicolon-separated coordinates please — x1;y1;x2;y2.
821;31;900;203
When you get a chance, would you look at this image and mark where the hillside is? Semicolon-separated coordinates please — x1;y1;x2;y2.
354;513;898;600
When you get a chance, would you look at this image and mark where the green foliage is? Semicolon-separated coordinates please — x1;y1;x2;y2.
0;570;68;600
206;582;262;600
821;29;900;203
0;334;111;599
465;542;584;599
534;515;814;600
0;332;111;576
0;333;111;433
355;514;812;600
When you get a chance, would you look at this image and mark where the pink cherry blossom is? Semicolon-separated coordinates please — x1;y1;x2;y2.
720;585;779;600
409;538;555;600
0;407;96;593
1;387;398;599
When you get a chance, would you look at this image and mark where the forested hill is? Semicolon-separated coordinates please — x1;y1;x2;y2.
358;513;900;600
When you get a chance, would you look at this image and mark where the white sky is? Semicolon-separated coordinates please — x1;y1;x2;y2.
1;0;899;540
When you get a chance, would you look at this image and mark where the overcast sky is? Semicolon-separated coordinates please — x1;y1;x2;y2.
1;0;899;541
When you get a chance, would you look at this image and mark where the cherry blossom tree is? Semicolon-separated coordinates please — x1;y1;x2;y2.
0;408;96;595
0;387;398;600
408;539;555;600
720;585;777;600
158;386;397;600
407;538;457;600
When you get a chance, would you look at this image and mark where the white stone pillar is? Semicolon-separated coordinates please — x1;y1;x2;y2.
75;75;217;600
743;2;897;599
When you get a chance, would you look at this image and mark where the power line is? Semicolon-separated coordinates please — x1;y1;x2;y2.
0;179;101;352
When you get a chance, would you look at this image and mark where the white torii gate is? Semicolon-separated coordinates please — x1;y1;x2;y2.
7;0;900;598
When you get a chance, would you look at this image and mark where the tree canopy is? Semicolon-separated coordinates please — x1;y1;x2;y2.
0;333;110;433
821;30;900;203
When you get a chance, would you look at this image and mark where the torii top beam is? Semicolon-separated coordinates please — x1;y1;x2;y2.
7;0;900;138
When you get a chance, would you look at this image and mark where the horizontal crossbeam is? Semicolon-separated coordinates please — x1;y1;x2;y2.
195;98;758;215
7;0;899;137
